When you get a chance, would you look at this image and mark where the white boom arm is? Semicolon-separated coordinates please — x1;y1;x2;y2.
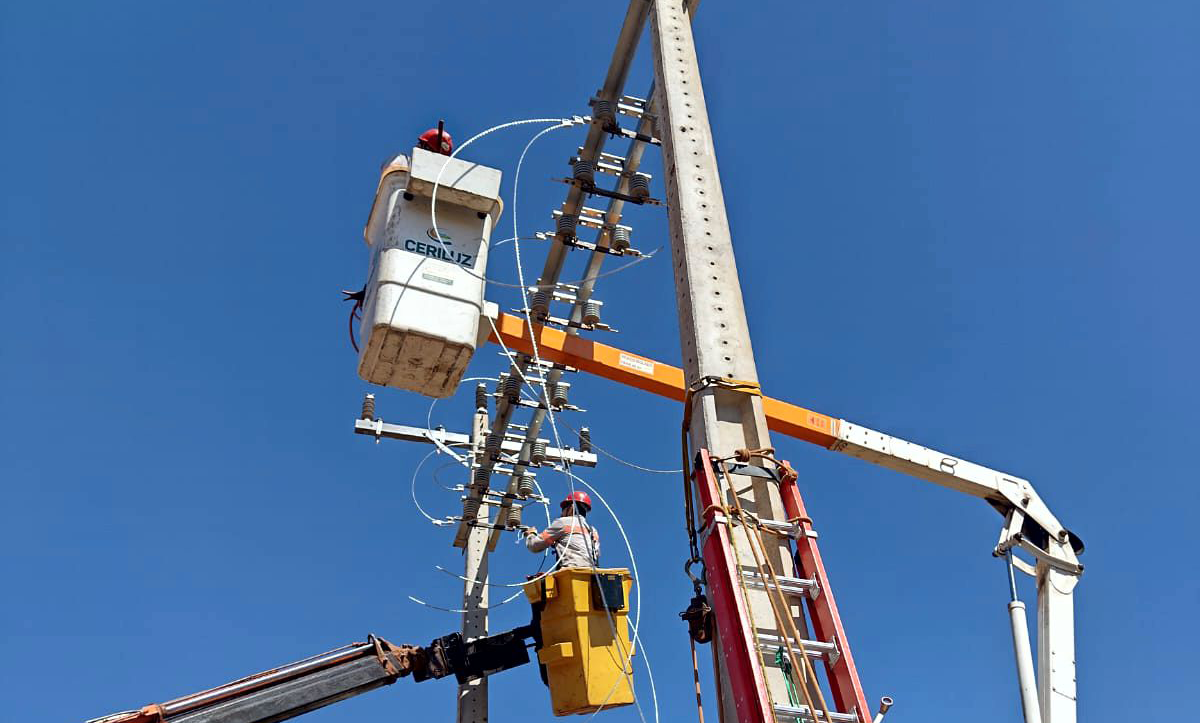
832;420;1082;723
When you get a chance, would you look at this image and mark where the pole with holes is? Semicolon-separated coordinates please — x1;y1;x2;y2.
457;404;491;723
648;1;870;721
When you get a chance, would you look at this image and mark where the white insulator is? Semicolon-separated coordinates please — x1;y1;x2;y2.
582;301;601;326
628;174;650;199
556;214;578;240
550;381;569;408
573;159;595;186
462;496;481;520
530;440;548;465
530;291;550;320
507;505;523;529
609;226;630;252
503;375;521;403
517;474;535;498
593;100;616;127
473;467;491;490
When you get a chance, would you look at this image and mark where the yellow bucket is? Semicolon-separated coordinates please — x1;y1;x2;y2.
523;567;636;715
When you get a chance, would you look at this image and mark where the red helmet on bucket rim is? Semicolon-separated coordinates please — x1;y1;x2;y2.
418;127;453;155
560;490;592;512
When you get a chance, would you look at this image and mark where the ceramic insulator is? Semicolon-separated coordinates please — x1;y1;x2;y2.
550;381;569;408
462;496;480;520
593;100;616;127
582;301;601;326
556;214;578;240
573;159;595;186
628;174;650;199
610;226;630;252
504;375;521;403
530;291;550;320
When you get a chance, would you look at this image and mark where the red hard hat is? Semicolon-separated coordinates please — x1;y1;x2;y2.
418;127;453;155
561;490;592;512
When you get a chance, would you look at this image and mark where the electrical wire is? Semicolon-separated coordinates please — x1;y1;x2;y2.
428;117;583;287
483;272;658;723
502;122;658;723
561;469;659;723
555;417;682;474
406;588;526;614
423;120;658;723
410;448;458;527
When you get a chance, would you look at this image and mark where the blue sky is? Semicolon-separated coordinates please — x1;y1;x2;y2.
2;2;1196;722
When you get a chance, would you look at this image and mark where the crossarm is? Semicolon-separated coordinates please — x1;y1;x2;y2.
488;311;1081;568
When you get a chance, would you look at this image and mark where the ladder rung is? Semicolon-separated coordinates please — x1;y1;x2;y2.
741;571;819;598
774;704;858;723
756;633;839;664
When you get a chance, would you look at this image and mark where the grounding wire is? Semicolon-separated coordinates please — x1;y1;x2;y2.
506;124;656;723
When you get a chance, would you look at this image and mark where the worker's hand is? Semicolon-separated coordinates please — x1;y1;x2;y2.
520;526;537;536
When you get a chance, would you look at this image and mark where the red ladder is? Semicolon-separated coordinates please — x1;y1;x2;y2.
692;449;872;723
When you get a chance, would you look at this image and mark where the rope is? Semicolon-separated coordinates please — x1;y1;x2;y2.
689;635;707;723
717;458;835;723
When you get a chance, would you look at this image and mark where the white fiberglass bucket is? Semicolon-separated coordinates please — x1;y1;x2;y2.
357;148;503;398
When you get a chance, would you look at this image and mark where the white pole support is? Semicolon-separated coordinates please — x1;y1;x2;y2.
1037;553;1079;723
1008;600;1043;723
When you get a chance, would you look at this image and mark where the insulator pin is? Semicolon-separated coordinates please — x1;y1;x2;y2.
530;440;548;465
518;474;535;498
361;393;376;420
628;174;650;199
579;427;592;453
610;226;630;253
582;301;601;326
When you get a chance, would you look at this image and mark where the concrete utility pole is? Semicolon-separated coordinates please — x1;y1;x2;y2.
457;406;491;723
649;0;814;719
